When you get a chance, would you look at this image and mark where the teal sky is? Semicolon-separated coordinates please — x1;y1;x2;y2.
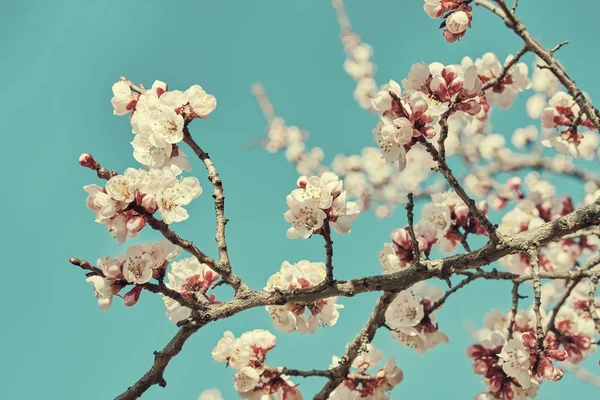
2;0;599;399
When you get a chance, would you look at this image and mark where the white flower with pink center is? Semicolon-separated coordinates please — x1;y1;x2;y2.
86;276;114;312
498;339;532;389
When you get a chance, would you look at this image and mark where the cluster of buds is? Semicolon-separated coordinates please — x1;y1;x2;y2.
329;344;403;399
212;330;303;399
424;0;473;43
284;172;360;239
264;260;343;334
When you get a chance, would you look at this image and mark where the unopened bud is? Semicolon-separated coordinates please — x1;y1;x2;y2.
79;153;99;170
123;286;143;307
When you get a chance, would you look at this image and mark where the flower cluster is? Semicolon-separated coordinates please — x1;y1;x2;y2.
463;53;531;109
496;173;596;275
212;330;302;399
264;260;343;334
379;224;437;273
86;241;180;311
541;91;597;156
332;0;378;110
84;166;202;243
284;172;360;239
544;300;598;364
329;344;403;399
424;0;473;43
164;257;221;324
469;287;599;400
372;61;485;170
468;309;539;400
111;79;216;171
379;190;489;272
386;282;449;354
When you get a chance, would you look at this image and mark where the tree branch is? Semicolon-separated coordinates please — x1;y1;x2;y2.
182;126;241;292
589;275;600;333
313;292;397;400
114;324;204;400
321;220;335;284
476;0;600;130
405;193;421;264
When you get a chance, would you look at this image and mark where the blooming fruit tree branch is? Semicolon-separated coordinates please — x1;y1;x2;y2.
70;1;600;399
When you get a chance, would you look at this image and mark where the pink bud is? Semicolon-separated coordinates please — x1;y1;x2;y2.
502;385;515;400
442;65;459;83
547;348;568;361
507;177;522;191
430;76;447;97
391;228;411;248
127;215;146;235
536;356;563;382
477;200;489;214
472;359;488;375
520;331;537;348
458;100;482;115
421;126;437;139
141;194;158;214
79;153;99;170
443;30;461;44
454;204;470;226
466;344;485;359
123;286;143;307
297;176;308;189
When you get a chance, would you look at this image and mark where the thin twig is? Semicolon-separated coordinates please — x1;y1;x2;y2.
550;40;569;54
417;135;499;242
527;250;545;367
588;276;600;332
544;277;582;335
322;220;335;284
405;193;420;264
68;258;205;310
507;281;523;339
182;126;241;292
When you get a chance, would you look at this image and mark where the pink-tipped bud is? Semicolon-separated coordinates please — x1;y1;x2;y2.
123;286;143;307
507;177;522;191
126;215;147;235
79;153;99;170
141;194;158;214
421;126;437;139
297;176;308;189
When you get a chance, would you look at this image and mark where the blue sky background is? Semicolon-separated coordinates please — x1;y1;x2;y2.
1;0;599;398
